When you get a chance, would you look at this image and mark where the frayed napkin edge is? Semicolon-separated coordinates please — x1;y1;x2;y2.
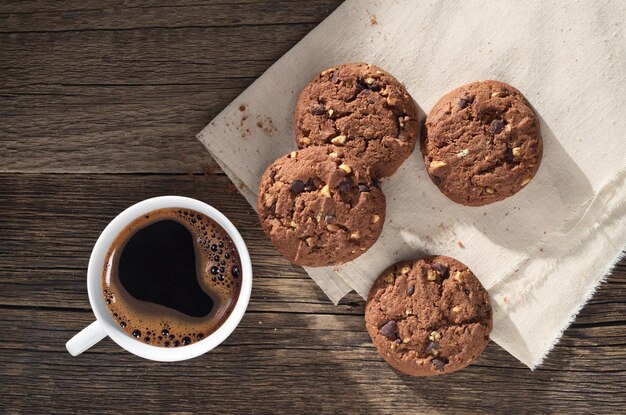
529;248;625;370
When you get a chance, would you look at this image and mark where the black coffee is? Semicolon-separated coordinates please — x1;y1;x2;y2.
102;208;242;347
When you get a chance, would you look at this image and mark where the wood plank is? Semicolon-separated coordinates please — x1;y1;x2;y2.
0;1;342;32
0;307;624;414
1;83;245;173
0;1;343;173
2;308;625;363
0;0;342;16
0;16;327;87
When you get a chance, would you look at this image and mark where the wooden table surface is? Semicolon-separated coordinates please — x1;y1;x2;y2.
1;1;624;413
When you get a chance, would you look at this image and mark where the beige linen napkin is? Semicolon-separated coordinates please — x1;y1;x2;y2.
197;0;626;368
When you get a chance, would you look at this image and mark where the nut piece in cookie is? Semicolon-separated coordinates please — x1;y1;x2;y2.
257;146;386;267
421;80;543;206
365;256;492;376
295;62;420;178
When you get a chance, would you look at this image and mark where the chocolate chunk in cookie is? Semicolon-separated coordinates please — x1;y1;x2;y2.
422;80;543;206
365;256;492;376
295;62;420;178
257;146;386;267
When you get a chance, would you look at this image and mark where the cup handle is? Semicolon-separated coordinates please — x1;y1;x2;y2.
66;320;107;356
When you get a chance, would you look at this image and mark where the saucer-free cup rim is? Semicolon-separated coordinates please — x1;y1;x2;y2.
86;196;252;361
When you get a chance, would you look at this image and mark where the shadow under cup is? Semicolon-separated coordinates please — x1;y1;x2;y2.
69;196;252;362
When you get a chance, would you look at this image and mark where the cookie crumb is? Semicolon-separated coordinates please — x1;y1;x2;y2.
264;118;276;135
202;164;215;177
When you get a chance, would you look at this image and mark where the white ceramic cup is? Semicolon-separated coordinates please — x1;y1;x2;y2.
65;196;252;361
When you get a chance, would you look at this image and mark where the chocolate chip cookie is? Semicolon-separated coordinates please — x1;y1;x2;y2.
422;80;542;206
257;146;386;267
295;62;419;178
365;256;492;376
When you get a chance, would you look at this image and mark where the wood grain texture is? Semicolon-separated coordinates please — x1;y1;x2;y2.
0;0;343;173
0;307;625;415
0;1;624;414
1;173;625;414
